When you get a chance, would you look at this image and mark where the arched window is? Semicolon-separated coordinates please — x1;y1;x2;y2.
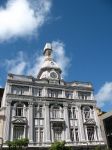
16;103;23;116
34;105;43;118
51;105;63;119
83;106;90;119
52;106;60;118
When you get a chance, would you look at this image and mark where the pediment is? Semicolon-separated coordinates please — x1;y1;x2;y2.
12;118;26;124
84;119;96;125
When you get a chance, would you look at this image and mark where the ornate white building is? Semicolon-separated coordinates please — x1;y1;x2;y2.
1;43;104;149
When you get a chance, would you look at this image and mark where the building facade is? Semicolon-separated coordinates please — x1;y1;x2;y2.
1;43;104;149
98;111;112;149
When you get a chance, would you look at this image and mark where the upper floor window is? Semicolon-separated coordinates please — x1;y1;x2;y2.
35;105;43;118
48;89;62;98
52;106;60;118
51;105;63;119
78;91;91;100
68;107;76;119
16;104;23;116
83;106;90;119
12;86;29;95
65;91;73;99
33;88;42;97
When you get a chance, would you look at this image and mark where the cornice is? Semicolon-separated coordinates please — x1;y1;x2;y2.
7;80;93;91
6;94;96;106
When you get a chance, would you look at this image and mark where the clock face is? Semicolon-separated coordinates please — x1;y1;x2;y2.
50;71;58;79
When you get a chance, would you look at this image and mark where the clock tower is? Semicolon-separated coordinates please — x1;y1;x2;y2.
37;43;62;80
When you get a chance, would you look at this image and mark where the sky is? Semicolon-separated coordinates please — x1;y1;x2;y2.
0;0;112;112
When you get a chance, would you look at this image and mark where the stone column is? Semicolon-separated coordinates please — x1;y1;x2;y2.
93;107;103;141
63;103;71;142
62;90;65;98
43;87;47;97
3;101;11;141
44;103;51;143
77;104;85;142
10;124;14;141
29;86;32;96
28;102;34;143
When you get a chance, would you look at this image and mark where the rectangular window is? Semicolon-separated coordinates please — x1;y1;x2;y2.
35;128;43;143
35;119;44;126
48;89;62;98
73;108;76;119
16;106;23;116
35;105;43;118
68;108;72;119
70;128;74;141
75;128;79;141
52;108;60;118
33;88;42;97
35;129;38;143
13;126;24;140
78;91;91;100
87;126;94;141
54;127;62;141
65;91;73;99
40;128;43;143
12;86;29;95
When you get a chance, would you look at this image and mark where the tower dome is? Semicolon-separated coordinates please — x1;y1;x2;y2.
37;43;62;80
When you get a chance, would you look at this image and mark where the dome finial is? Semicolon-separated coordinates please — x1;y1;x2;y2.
43;43;52;55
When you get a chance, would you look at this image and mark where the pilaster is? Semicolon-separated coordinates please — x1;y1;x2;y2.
93;107;103;141
3;101;11;142
44;103;51;143
28;102;34;143
77;104;85;142
63;103;71;142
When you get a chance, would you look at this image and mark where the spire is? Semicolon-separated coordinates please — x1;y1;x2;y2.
43;43;52;61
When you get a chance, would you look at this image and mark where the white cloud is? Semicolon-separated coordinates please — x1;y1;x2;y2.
95;82;112;107
27;54;44;76
52;41;71;77
4;41;71;78
5;51;27;75
0;0;51;41
27;41;71;77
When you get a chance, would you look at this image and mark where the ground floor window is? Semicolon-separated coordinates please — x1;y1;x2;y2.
75;128;79;141
54;127;62;141
13;126;24;140
35;128;44;143
70;128;79;142
87;126;94;141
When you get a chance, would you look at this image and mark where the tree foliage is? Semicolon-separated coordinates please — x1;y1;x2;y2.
6;138;29;150
49;141;72;150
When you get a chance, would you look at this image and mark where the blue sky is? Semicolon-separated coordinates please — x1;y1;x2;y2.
0;0;112;111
